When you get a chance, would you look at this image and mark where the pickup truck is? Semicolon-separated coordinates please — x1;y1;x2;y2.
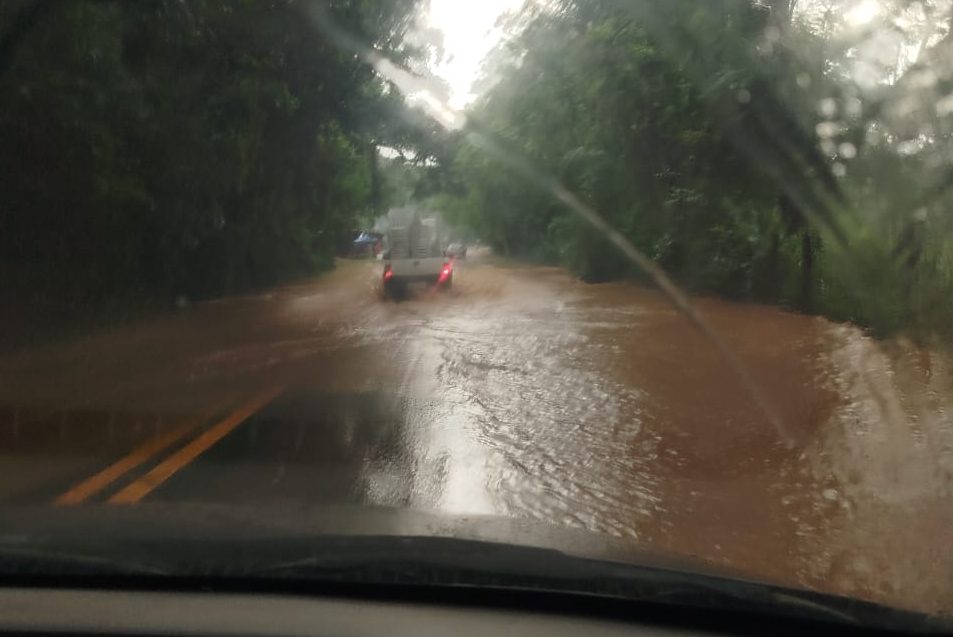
382;209;452;296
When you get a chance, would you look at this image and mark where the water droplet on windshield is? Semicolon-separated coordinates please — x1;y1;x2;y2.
816;121;842;138
839;143;857;159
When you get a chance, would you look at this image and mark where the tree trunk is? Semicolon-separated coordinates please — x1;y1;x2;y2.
800;229;814;313
367;140;381;218
757;231;781;302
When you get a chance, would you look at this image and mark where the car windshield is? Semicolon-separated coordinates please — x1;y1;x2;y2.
1;0;951;625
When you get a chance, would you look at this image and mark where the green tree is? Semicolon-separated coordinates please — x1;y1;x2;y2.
442;0;953;337
0;0;423;343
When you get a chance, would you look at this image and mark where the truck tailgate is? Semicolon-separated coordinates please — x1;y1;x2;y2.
387;257;445;277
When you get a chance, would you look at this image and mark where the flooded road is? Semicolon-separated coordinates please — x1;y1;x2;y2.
0;254;951;614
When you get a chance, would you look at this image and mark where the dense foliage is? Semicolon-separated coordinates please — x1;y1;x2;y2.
4;0;952;343
439;0;953;337
0;0;420;339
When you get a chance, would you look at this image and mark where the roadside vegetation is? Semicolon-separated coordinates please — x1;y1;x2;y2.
2;0;952;345
0;0;425;345
434;0;953;339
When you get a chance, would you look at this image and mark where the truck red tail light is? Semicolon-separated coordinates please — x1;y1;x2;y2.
437;263;452;285
383;264;393;281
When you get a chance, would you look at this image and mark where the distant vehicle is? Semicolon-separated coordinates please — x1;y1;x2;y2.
445;242;467;259
351;231;382;258
382;208;452;296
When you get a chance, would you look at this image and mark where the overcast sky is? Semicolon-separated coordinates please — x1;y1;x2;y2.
421;0;525;109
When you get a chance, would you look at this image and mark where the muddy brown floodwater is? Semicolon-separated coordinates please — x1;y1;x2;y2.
0;253;951;614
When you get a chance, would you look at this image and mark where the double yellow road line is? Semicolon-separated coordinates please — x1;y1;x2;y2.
55;386;282;506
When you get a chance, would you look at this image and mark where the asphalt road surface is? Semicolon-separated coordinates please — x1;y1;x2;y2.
0;252;951;614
